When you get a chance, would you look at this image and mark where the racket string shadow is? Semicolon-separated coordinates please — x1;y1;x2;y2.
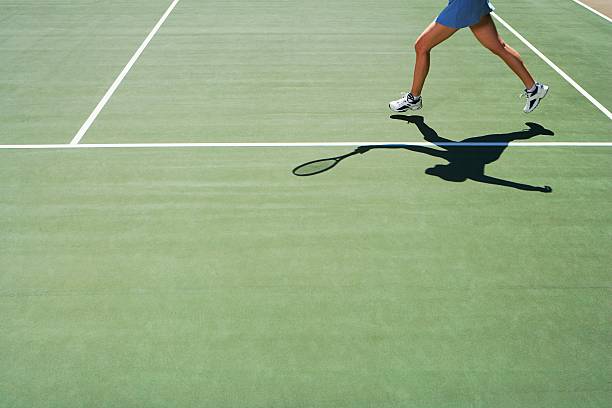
292;115;554;193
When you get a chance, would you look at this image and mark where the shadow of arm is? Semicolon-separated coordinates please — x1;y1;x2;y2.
358;144;447;159
471;174;552;192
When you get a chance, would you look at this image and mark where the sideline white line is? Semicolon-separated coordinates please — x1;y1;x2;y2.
570;0;612;23
2;142;612;150
491;12;612;120
69;0;181;145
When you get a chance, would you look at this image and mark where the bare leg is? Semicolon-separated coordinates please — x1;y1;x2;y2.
470;14;535;89
411;22;458;96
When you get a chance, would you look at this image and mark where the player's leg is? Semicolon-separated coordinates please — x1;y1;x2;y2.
389;22;457;112
470;14;533;87
470;14;548;112
412;22;458;96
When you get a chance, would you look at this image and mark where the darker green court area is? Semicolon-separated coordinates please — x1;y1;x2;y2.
1;1;610;407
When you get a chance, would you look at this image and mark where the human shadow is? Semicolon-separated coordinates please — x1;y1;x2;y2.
357;115;554;192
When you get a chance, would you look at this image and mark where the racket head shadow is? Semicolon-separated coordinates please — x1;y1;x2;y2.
292;149;367;176
292;157;342;176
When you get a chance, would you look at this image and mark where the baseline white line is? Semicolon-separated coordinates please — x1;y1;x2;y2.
491;12;612;120
69;0;181;145
570;0;612;23
2;142;612;150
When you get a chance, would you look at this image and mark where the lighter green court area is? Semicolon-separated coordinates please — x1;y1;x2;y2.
1;1;611;407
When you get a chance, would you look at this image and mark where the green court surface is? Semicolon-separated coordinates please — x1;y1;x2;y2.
1;1;610;407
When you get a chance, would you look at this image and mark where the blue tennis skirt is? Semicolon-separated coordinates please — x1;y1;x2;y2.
436;0;495;29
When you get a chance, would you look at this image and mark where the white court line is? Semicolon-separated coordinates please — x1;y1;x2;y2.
570;0;612;23
491;12;612;120
69;0;181;145
2;142;612;150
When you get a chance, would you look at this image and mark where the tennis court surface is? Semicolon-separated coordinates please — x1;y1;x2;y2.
1;1;611;407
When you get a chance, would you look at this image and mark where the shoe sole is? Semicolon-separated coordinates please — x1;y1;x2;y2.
524;85;549;113
389;104;422;112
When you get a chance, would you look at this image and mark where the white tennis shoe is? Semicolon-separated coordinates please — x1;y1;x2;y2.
389;92;422;112
522;83;549;113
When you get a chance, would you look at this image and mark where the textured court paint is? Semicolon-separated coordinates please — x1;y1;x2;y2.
572;0;612;22
2;141;612;149
1;148;611;408
81;0;612;144
494;0;612;112
1;1;611;407
0;0;174;144
70;0;182;144
492;12;611;120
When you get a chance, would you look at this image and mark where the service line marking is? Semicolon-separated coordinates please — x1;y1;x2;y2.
491;12;612;120
570;0;612;23
70;0;181;145
2;142;612;150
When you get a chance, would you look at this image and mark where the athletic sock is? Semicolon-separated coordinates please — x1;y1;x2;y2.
410;93;421;100
526;83;537;93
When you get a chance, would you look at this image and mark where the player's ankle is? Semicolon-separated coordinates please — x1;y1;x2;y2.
526;82;537;93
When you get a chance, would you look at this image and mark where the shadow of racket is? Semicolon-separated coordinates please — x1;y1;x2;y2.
292;147;369;176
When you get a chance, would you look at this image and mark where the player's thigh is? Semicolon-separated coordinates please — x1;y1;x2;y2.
470;14;505;52
415;22;458;52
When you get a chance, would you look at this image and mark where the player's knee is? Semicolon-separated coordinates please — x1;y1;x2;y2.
414;39;431;54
